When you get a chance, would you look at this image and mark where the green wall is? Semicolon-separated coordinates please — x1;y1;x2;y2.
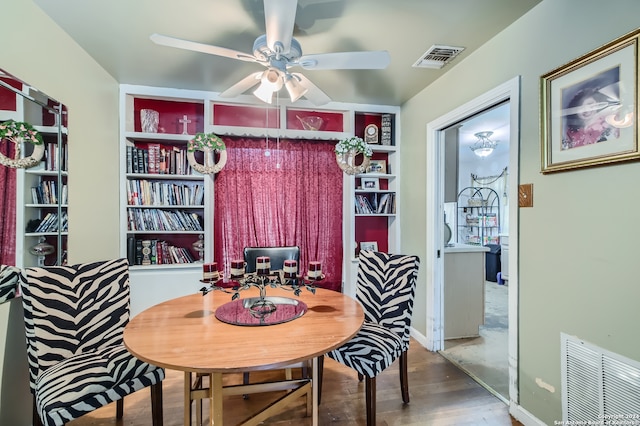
401;0;640;423
0;0;119;423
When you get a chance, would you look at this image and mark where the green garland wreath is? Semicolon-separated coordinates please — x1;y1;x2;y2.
187;132;226;152
0;120;44;145
0;120;45;169
187;132;227;174
335;136;372;175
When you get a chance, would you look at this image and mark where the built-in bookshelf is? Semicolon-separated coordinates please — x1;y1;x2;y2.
0;75;69;268
120;90;208;269
344;109;400;297
119;85;400;309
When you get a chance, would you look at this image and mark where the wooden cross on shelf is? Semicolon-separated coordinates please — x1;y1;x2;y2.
179;114;191;135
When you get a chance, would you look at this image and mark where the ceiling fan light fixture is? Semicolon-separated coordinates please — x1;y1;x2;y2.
284;74;308;102
470;131;498;158
253;68;284;104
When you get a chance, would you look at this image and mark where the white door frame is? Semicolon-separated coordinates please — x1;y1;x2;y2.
425;76;520;404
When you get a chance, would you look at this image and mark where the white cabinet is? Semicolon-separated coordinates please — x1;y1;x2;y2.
444;244;488;339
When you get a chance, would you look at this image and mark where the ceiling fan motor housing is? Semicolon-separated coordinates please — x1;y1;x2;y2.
253;34;302;63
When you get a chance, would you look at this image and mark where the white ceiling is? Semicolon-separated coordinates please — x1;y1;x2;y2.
33;0;540;106
457;101;511;163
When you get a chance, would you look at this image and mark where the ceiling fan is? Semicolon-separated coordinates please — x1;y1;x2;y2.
150;0;390;106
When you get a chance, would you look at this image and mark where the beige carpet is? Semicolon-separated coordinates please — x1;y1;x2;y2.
440;280;509;401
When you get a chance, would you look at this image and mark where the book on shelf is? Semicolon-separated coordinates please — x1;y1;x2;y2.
127;237;196;265
32;211;68;233
127;143;193;176
127;208;203;232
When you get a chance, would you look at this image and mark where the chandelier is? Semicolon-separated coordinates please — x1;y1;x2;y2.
470;131;498;158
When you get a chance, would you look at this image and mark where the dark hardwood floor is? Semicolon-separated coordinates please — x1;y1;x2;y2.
68;338;522;425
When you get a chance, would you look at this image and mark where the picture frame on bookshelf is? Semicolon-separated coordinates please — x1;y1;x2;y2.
367;159;387;174
361;177;379;190
360;241;378;252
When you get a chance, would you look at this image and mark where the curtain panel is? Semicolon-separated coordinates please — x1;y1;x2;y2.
214;137;343;291
0;142;16;265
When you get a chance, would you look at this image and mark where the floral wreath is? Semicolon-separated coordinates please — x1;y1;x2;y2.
0;120;45;169
187;132;227;174
334;136;372;175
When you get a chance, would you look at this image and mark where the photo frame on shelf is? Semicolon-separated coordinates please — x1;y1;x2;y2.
360;241;378;252
361;177;379;190
541;29;640;173
367;159;387;174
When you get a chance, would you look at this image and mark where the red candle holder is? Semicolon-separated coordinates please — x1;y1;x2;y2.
256;256;270;275
307;261;323;280
230;259;246;279
203;262;219;282
283;259;298;278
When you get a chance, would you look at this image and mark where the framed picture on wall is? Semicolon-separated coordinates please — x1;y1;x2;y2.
540;28;640;173
361;177;380;190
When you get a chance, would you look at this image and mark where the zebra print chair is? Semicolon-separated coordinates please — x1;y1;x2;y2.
0;264;21;303
320;250;420;426
20;258;164;426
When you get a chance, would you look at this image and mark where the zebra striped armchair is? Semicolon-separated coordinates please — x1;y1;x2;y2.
0;264;21;303
320;250;420;426
20;258;164;426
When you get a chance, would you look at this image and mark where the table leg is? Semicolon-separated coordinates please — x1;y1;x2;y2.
210;373;224;425
312;357;318;426
184;372;192;426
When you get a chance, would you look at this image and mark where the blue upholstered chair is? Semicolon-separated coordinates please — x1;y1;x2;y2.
319;250;420;426
20;258;164;426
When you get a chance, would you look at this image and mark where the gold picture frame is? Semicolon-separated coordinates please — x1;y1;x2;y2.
541;29;640;173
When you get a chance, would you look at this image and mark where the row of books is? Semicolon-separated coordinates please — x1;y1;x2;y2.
44;142;67;171
31;181;68;205
127;237;196;265
127;179;204;206
126;143;194;175
127;208;203;232
32;212;68;233
355;193;396;214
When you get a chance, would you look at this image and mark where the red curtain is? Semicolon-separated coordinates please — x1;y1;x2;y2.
214;137;343;291
0;142;16;265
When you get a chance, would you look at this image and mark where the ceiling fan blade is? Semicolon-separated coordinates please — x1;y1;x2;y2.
264;0;297;54
293;73;331;106
150;33;257;63
298;51;391;70
219;72;263;98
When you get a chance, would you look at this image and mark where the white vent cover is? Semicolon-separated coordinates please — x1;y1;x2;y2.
561;333;640;423
412;45;465;69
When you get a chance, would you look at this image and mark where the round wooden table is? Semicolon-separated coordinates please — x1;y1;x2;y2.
123;287;364;425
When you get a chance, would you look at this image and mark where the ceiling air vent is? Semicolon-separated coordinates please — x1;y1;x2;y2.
413;45;465;69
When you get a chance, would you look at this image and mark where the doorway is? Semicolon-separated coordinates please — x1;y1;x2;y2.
440;101;510;401
424;77;520;406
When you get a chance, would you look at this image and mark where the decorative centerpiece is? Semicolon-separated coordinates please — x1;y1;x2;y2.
187;132;227;174
200;258;323;320
0;120;45;169
335;136;372;175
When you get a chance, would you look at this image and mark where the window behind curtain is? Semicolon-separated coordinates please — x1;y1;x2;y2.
213;137;343;291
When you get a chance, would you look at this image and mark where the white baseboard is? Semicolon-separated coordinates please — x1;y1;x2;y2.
410;326;428;348
509;403;546;426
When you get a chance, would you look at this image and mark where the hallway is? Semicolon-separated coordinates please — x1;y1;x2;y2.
441;280;509;401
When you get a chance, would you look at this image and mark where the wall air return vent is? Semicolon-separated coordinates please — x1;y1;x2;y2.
561;333;640;424
412;45;465;69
